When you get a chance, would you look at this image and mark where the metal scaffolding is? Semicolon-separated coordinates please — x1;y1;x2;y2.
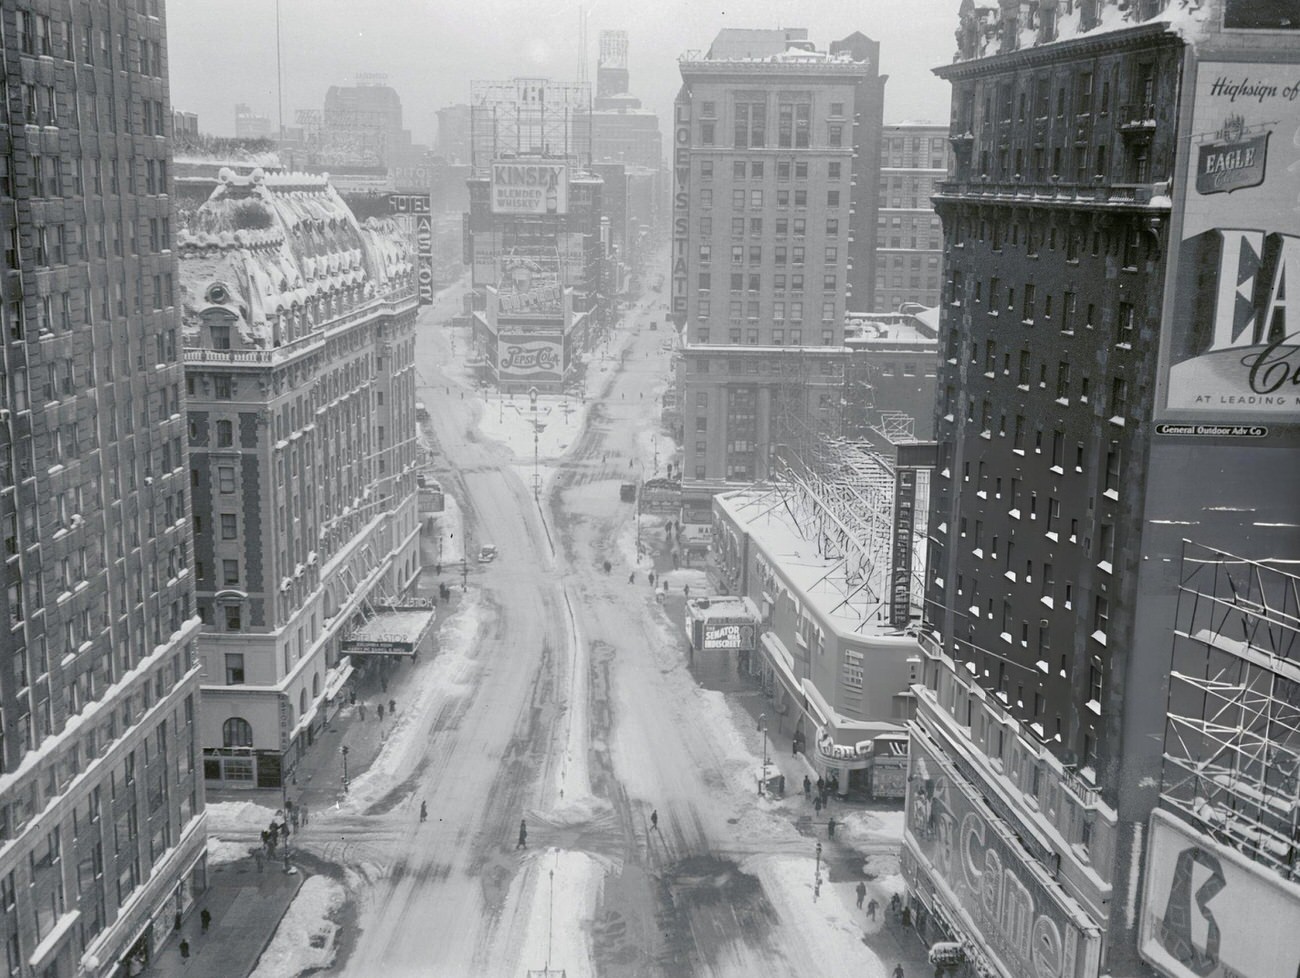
1159;540;1300;881
470;78;592;173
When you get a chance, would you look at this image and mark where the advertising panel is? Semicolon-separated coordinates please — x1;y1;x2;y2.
497;335;563;384
416;213;434;303
891;468;918;627
701;620;757;651
1138;809;1300;978
491;161;568;215
904;734;1098;978
498;253;563;316
1157;61;1300;428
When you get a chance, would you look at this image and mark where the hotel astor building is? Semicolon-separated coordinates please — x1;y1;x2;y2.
906;2;1300;977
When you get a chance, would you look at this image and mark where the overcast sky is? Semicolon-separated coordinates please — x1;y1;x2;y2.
167;0;956;145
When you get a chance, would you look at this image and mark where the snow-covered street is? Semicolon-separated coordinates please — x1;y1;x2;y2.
205;275;916;978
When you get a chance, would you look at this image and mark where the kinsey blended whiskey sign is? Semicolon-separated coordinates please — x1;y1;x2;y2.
1158;62;1300;427
491;161;568;215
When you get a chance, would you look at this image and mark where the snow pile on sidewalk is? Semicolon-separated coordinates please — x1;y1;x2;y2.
205;800;282;837
249;874;346;978
838;809;907;886
206;836;254;867
478;392;589;462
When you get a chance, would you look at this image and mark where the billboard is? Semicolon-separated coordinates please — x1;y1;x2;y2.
491;161;568;215
904;734;1099;978
497;336;563;384
1157;61;1300;428
671;98;690;326
498;254;563;316
1139;809;1300;978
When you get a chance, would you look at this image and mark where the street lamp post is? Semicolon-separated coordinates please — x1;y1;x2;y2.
341;744;350;792
529;386;540;501
814;842;823;900
758;714;769;796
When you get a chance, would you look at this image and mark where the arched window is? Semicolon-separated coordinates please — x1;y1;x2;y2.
312;673;321;698
299;688;308;716
223;717;253;747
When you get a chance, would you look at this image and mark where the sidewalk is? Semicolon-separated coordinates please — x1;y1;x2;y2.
144;856;302;978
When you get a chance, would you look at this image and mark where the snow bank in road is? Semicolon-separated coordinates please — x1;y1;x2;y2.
339;596;484;813
837;810;905;847
249;874;346;978
429;493;465;564
206;836;254;867
511;849;606;978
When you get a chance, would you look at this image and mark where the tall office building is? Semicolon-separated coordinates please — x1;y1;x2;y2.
874;123;949;313
671;29;885;536
904;2;1300;976
0;3;207;975
234;102;272;140
179;169;429;790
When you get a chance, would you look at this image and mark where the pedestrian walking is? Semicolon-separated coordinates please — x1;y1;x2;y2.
868;898;879;920
629;571;635;583
290;808;300;831
517;819;528;849
856;881;867;908
377;703;385;722
827;815;836;838
300;802;309;826
179;939;190;962
890;892;901;916
893;966;904;978
792;735;799;757
683;584;690;598
200;908;211;933
901;906;912;927
283;850;291;873
420;800;428;823
816;776;825;796
389;698;396;715
349;689;356;706
358;702;367;721
803;775;812;799
648;571;655;587
814;796;823;815
650;809;659;831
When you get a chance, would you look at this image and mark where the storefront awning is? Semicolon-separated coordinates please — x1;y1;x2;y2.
343;605;436;656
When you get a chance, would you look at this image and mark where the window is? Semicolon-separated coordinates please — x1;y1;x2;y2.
217;467;236;493
828;124;843;147
222;560;239;586
826;190;840;207
828;162;841;179
215;419;233;447
222;716;252;744
223;655;246;687
700;121;714;145
1110;377;1129;417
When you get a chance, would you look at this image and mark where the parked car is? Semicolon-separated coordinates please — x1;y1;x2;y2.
649;320;658;331
619;483;637;502
477;544;498;563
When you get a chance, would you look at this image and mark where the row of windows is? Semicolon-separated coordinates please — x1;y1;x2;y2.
696;272;838;293
694;97;848;150
696;188;843;210
4;153;168;202
698;216;840;238
699;244;841;266
697;297;839;322
17;6;162;69
701;159;844;181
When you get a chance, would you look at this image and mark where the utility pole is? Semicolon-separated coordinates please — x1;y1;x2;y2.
462;532;470;591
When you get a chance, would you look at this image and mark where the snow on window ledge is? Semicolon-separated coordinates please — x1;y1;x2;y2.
1085;698;1102;716
1091;629;1108;646
1041;596;1054;609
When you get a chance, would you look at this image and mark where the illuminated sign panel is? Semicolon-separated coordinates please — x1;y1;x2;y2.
671;99;690;327
702;621;756;651
491;162;568;215
1139;809;1300;978
904;735;1099;978
1157;62;1300;428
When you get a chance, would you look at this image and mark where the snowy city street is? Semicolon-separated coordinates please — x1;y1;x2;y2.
200;276;919;978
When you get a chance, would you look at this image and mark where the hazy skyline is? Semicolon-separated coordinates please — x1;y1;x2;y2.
167;0;955;148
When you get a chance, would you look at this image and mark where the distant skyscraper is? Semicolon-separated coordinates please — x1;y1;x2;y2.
671;28;885;531
0;2;206;975
434;104;471;164
322;75;416;167
235;101;273;139
596;30;630;100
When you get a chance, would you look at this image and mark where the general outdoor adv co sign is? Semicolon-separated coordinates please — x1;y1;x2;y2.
1158;62;1300;428
491;161;568;216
